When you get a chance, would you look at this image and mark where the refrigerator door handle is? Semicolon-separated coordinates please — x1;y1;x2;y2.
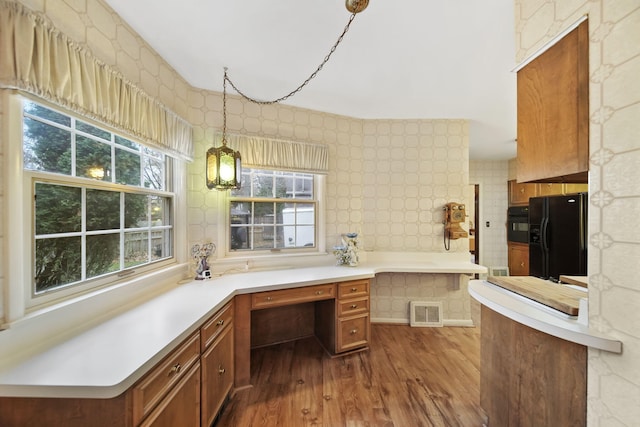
541;217;549;252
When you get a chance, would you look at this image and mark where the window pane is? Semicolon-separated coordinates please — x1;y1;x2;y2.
143;157;164;190
24;101;70;126
295;176;314;199
86;234;120;277
150;196;171;225
151;229;172;260
273;225;285;248
76;135;111;181
35;236;81;293
125;231;149;267
275;174;291;198
86;189;120;231
254;225;275;250
254;202;275;224
115;147;141;186
35;183;81;234
125;193;149;228
230;202;250;250
115;135;139;150
23;117;72;174
254;172;274;197
76;120;110;140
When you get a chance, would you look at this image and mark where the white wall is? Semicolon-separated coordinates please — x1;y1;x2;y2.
470;160;510;276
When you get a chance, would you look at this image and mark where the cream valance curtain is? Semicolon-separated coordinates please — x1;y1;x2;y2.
218;133;329;174
0;0;193;160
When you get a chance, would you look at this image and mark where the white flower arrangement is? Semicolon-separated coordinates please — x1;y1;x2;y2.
333;233;359;266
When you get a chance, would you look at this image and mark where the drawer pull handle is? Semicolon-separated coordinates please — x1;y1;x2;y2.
350;304;358;309
351;287;357;292
218;365;226;375
350;328;358;335
169;363;181;375
216;319;224;326
520;262;525;267
266;296;273;301
315;290;323;295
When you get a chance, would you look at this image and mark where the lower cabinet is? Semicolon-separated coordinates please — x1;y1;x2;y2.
201;314;234;427
316;279;371;355
139;362;201;427
0;304;234;427
481;305;586;426
508;242;529;276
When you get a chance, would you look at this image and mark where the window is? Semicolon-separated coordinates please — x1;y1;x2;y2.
22;100;174;300
229;169;317;252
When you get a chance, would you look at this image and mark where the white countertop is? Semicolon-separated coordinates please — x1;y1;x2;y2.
0;258;485;399
468;280;622;354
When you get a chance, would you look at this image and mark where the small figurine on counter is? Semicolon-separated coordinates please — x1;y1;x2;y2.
191;242;215;280
333;232;359;266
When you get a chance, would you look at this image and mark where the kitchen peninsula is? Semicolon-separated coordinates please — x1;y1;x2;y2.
0;252;484;427
469;279;621;426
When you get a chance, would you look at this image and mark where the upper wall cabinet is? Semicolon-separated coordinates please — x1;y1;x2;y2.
516;20;589;183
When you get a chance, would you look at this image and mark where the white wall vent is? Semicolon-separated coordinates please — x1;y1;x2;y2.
409;301;443;327
489;266;509;277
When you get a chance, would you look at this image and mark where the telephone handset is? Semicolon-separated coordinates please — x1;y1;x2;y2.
443;202;468;250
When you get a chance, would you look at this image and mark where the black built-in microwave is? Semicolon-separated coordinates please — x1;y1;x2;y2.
507;206;529;243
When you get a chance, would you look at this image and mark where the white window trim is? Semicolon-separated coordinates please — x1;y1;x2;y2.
1;91;190;329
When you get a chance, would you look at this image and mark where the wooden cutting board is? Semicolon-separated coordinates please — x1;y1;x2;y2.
487;276;586;316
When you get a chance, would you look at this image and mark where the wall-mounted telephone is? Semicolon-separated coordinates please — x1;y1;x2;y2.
443;202;468;250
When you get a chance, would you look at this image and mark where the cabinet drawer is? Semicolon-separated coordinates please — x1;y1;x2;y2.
251;283;335;309
133;332;200;425
337;314;370;353
337;296;369;317
138;362;201;427
201;301;234;351
337;279;369;299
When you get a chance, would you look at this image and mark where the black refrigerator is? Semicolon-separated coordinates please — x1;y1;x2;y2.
529;193;587;281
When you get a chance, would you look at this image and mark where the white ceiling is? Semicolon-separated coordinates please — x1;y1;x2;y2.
103;0;518;160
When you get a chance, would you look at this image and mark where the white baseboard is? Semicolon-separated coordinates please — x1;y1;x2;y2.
371;317;475;327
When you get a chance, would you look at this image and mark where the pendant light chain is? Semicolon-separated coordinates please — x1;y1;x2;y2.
222;67;228;143
223;11;359;105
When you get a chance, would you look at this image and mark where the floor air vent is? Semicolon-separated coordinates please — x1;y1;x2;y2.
410;301;443;327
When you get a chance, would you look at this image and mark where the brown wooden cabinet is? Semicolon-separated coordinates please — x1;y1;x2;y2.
0;302;236;427
316;279;371;355
132;332;201;425
516;20;589;183
200;302;234;427
509;180;537;206
138;362;201;427
508;242;529;276
480;306;586;426
509;180;588;206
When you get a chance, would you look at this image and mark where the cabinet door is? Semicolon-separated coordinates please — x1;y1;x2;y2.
516;20;589;183
537;183;563;197
508;180;536;206
201;326;234;427
508;242;529;276
139;363;200;427
563;183;588;194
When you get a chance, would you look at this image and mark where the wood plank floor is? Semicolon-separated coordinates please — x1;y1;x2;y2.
215;324;486;427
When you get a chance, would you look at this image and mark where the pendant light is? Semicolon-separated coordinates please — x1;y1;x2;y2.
206;0;369;190
206;68;241;190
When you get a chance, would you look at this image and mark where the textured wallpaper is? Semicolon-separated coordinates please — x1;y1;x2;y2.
516;1;640;425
